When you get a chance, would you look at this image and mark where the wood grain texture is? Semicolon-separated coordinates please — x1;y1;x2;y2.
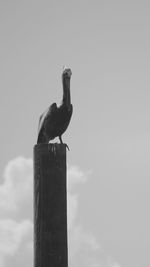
34;144;68;267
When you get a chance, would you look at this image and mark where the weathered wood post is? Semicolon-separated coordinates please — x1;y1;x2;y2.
34;143;68;267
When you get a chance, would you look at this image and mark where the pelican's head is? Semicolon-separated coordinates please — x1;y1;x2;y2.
62;67;72;79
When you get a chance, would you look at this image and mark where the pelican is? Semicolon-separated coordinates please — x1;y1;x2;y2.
37;67;73;148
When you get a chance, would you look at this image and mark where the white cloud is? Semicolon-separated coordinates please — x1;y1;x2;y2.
67;165;91;230
67;165;101;265
0;219;32;255
0;157;33;213
0;157;33;267
0;156;121;267
67;192;78;230
67;166;87;230
67;165;88;191
68;225;100;259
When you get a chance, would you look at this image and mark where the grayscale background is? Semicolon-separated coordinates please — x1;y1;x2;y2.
0;0;150;267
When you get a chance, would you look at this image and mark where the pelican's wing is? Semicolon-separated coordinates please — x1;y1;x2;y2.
38;107;49;134
37;103;57;142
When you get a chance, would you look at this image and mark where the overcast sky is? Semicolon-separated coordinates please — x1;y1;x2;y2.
0;0;150;266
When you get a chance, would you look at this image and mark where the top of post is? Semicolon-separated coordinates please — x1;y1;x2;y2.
34;143;66;156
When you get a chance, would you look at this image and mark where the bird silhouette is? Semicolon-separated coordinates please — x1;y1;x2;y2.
37;68;73;148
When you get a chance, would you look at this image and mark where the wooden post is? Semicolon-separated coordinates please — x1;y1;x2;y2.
34;143;68;267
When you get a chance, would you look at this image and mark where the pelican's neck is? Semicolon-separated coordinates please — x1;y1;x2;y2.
62;76;71;107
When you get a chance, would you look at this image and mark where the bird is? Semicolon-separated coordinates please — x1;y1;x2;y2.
37;67;73;148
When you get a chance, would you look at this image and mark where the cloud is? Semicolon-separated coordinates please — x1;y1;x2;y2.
0;219;32;255
0;157;121;267
67;166;101;265
0;157;33;215
67;165;89;191
67;165;90;230
67;166;121;267
0;157;33;267
68;225;100;259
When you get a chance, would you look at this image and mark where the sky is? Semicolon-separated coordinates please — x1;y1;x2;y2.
0;0;150;266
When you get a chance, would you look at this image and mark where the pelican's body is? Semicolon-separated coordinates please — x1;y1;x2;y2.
37;68;73;145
